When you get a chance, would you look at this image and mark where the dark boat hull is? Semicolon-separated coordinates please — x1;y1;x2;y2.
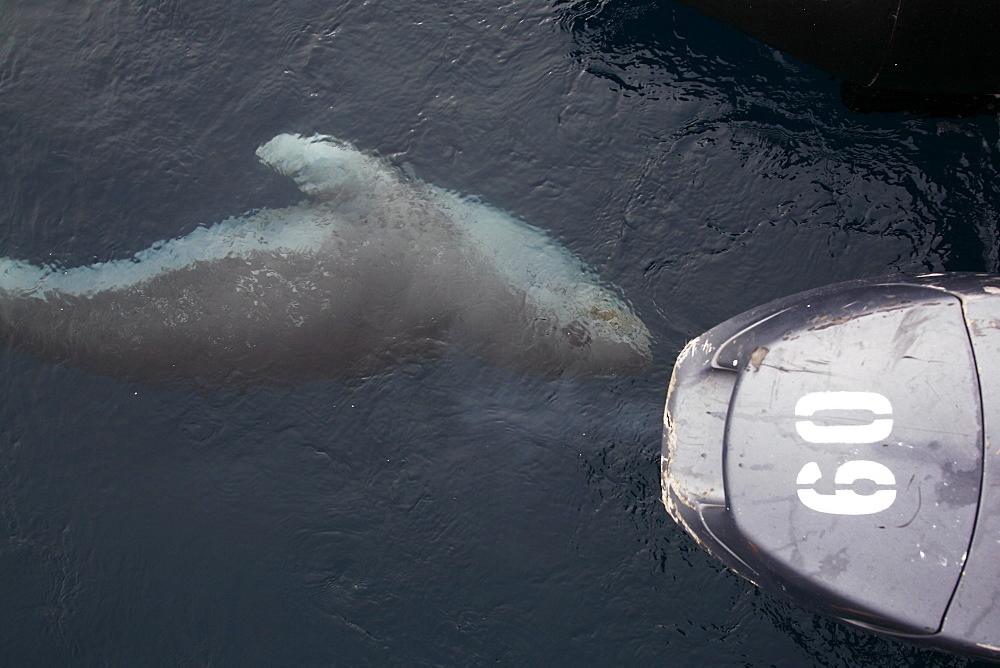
676;0;1000;94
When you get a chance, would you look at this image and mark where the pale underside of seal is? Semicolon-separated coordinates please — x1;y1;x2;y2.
0;134;651;385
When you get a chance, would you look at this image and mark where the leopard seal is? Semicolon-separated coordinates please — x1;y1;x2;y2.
0;134;651;384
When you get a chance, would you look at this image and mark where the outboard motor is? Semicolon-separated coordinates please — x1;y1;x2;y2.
662;273;1000;659
674;0;1000;94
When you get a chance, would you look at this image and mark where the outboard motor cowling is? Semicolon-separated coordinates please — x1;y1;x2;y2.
662;273;1000;659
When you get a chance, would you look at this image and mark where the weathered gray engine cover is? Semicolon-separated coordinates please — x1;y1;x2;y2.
663;273;1000;659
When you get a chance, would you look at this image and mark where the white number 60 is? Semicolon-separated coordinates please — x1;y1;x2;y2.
794;391;893;444
796;460;897;515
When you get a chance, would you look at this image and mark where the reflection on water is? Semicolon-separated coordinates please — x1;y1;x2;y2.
560;0;1000;280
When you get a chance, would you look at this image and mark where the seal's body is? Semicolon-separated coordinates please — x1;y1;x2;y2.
0;134;651;384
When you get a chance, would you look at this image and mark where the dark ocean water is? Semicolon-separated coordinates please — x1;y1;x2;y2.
0;0;997;664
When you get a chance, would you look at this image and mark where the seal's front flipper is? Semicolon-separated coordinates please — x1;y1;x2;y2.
255;134;391;210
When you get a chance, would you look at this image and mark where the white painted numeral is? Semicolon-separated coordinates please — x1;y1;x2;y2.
794;391;893;444
796;460;897;515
